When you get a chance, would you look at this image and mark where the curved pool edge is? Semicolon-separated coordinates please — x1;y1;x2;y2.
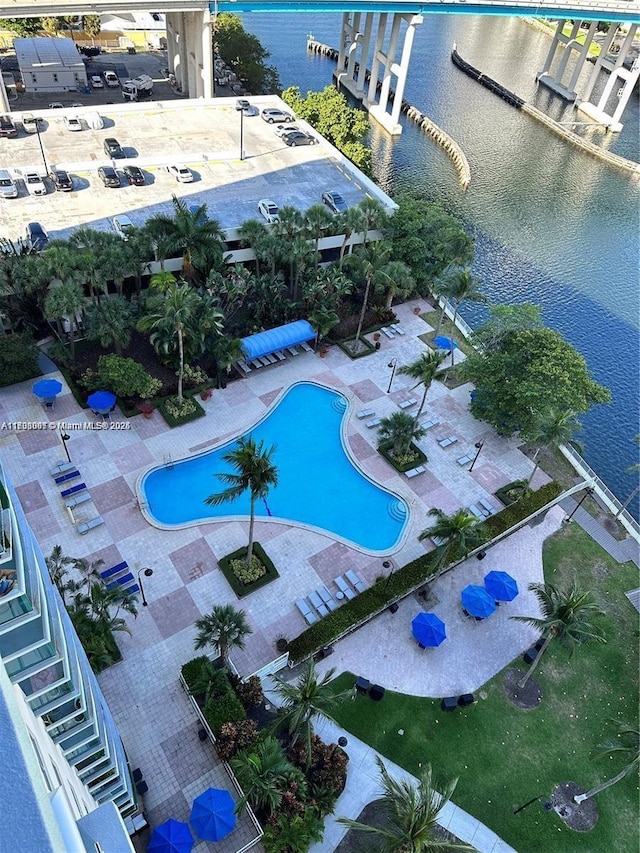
136;379;412;557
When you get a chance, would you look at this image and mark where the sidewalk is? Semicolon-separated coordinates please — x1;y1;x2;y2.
560;496;639;566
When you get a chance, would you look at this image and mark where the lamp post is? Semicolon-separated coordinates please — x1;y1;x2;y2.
60;432;71;464
35;122;49;176
239;105;244;161
469;439;485;472
137;567;153;606
386;359;397;394
563;487;594;524
383;559;395;589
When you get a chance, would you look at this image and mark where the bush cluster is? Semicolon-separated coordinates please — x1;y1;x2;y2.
0;334;40;386
231;555;266;584
203;691;246;735
218;542;279;597
214;719;259;761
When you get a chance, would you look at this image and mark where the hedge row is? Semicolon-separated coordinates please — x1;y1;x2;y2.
181;656;210;691
202;691;246;734
483;481;563;537
218;542;279;597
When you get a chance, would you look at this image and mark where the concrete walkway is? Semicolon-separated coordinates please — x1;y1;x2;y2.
560;497;639;567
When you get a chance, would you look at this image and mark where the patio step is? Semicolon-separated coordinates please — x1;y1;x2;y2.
388;499;408;522
331;396;348;413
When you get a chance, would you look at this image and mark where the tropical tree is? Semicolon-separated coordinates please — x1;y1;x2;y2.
358;196;387;242
231;734;300;813
205;437;278;568
338;756;472;852
344;241;391;352
512;581;606;689
193;603;252;669
308;305;338;350
40;17;62;36
69;229;110;303
46;545;75;603
71;556;104;596
438;268;486;365
209;334;244;387
337;205;367;266
419;508;485;574
574;722;639;805
42;241;83;286
399;350;447;419
526;408;582;486
304;203;333;267
271;661;351;765
374;259;415;310
377;412;426;459
85;296;136;355
237;218;268;275
44;281;85;359
82;13;101;44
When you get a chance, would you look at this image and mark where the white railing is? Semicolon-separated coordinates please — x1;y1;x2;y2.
246;652;289;681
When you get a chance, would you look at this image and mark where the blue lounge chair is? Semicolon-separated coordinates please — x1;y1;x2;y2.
100;561;129;580
106;572;134;590
61;482;87;498
54;470;80;485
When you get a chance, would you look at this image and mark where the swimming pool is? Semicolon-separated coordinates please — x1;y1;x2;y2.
139;382;409;552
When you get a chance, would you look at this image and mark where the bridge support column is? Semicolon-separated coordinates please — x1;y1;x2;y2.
576;24;639;132
163;9;214;99
537;19;587;101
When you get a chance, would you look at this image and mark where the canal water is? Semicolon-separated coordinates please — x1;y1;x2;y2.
241;12;640;518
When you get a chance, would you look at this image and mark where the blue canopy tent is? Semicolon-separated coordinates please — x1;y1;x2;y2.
241;320;316;361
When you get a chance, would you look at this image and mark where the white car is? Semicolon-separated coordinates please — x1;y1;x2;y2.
24;172;47;196
64;115;83;132
257;199;279;224
103;70;120;88
261;107;294;124
113;214;134;241
90;75;104;89
167;164;194;183
274;124;299;138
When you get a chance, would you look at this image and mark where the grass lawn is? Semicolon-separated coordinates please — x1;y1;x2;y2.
330;523;639;853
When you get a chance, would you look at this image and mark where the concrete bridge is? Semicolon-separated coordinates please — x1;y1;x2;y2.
1;0;638;132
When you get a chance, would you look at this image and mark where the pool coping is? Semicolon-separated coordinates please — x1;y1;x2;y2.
135;379;412;557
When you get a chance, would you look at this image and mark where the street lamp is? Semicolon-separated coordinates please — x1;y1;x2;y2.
35;122;49;176
563;487;594;524
60;432;71;464
469;439;485;472
137;567;153;606
387;359;397;394
239;106;244;161
383;559;395;589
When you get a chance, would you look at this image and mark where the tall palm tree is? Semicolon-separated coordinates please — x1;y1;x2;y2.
399;351;447;420
304;203;333;267
237;218;268;275
69;228;110;303
338;206;367;266
526;408;582;486
308;305;339;351
72;556;105;596
419;508;485;575
374;260;415;310
271;660;351;765
210;334;244;387
574;722;639;805
358;196;388;243
85;296;136;355
439;268;486;366
512;581;606;689
338;756;472;852
377;411;426;459
46;545;74;603
344;241;391;353
205;437;278;568
137;279;202;401
44;281;85;360
231;735;300;814
193;603;252;669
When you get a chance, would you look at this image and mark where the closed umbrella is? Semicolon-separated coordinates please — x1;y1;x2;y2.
190;788;236;842
87;390;117;412
411;612;446;647
461;584;496;619
484;571;519;602
147;819;193;853
433;335;458;352
32;379;62;399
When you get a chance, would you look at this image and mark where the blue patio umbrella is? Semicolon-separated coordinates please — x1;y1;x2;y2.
484;571;519;602
461;584;496;619
147;819;193;853
32;379;62;399
411;612;446;647
190;788;236;842
87;390;117;411
433;335;458;352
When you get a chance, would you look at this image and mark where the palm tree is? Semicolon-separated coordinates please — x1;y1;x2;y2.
399;351;447;419
46;545;74;603
69;228;110;303
205;437;278;568
210;334;244;387
377;412;426;459
193;603;253;669
419;508;485;574
237;218;268;275
512;581;606;689
231;735;300;814
71;556;105;596
526;408;582;486
271;660;351;765
337;206;367;266
44;281;85;360
344;241;391;353
574;722;639;805
439;268;486;366
308;305;338;351
358;196;388;243
137;279;201;401
304;203;333;267
375;260;415;310
337;756;472;852
85;296;136;355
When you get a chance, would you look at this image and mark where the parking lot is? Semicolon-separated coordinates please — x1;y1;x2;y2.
0;94;390;245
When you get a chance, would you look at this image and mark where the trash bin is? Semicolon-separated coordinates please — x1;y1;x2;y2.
440;697;458;712
128;46;136;55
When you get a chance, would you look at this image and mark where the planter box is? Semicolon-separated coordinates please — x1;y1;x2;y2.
218;542;279;597
156;395;206;428
378;442;428;473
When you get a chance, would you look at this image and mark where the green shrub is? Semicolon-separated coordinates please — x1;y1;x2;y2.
218;542;279;597
202;690;246;735
337;338;376;359
182;363;209;387
231;555;266;584
495;479;529;506
157;394;205;427
0;334;40;386
215;719;259;761
96;354;162;399
484;481;563;537
378;442;428;473
181;656;212;691
235;675;264;709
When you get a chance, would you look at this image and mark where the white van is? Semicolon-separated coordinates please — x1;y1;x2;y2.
22;113;41;134
0;169;18;199
85;111;104;130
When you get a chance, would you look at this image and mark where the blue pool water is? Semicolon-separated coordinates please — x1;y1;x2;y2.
140;382;409;552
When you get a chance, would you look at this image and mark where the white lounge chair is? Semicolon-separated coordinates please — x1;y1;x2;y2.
308;590;329;617
250;359;263;369
421;417;440;430
287;346;300;356
300;341;313;353
65;492;92;510
457;454;474;466
399;398;417;409
318;585;338;611
50;461;75;477
381;327;395;339
469;504;484;520
346;569;366;593
392;324;406;335
365;418;381;429
357;408;375;419
76;516;104;535
479;498;496;516
263;354;277;365
437;435;458;448
236;360;251;375
296;598;318;625
334;575;356;601
274;350;287;361
405;466;426;478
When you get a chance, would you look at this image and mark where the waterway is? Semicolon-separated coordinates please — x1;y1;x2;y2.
241;11;640;518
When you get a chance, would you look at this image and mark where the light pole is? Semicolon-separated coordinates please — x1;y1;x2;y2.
35;122;49;176
469;439;485;472
383;559;395;589
563;487;594;524
239;106;244;161
137;567;153;606
60;432;71;464
387;359;397;394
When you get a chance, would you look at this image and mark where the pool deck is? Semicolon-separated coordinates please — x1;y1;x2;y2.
0;299;558;852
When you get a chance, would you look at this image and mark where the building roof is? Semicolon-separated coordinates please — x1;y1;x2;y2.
241;320;316;360
14;37;84;69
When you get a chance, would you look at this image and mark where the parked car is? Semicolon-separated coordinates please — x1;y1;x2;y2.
21;113;42;134
85;111;104;130
0;116;17;138
261;107;294;124
103;70;120;88
64;115;83;132
26;222;48;251
113;214;135;240
257;199;279;223
283;131;316;147
90;75;104;89
188;204;208;225
235;98;250;111
321;190;348;214
48;102;64;109
103;137;124;158
274;124;299;138
98;166;120;188
123;165;145;186
50;170;73;192
167;164;193;183
0;169;18;199
24;172;47;196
